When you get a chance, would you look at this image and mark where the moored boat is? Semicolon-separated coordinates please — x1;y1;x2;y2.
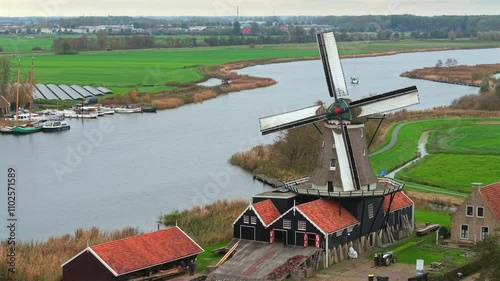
114;104;136;113
142;106;157;113
42;120;70;132
0;126;13;134
11;126;42;134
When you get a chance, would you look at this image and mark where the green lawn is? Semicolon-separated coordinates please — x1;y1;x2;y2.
0;34;56;52
7;47;317;93
369;118;486;174
428;124;500;155
383;236;469;265
396;154;500;191
196;242;227;273
415;210;452;228
370;118;500;191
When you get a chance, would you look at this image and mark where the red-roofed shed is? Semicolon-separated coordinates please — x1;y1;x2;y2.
62;226;203;281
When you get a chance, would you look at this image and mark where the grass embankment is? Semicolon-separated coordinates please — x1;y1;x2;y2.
0;227;140;281
0;199;248;281
396;123;500;191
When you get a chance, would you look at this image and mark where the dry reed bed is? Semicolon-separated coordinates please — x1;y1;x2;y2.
0;227;140;281
401;63;500;86
0;199;249;281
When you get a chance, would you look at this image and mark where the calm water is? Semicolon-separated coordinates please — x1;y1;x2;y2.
1;47;498;241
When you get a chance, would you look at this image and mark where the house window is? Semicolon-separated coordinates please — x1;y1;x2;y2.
243;215;249;224
347;226;354;233
298;221;306;231
481;226;489;240
466;205;473;217
283;219;291;229
250;216;257;225
460;224;469;239
336;230;342;237
330;159;336;171
477;207;484;218
368;204;374;219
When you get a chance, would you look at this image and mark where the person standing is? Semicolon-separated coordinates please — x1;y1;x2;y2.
189;260;195;275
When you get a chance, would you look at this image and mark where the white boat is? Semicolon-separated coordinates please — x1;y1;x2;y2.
63;106;98;118
99;106;115;115
114;107;135;113
5;113;45;122
42;120;70;132
0;126;13;134
351;76;359;84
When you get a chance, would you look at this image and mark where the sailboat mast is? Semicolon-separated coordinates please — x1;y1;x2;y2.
28;57;34;127
15;59;20;124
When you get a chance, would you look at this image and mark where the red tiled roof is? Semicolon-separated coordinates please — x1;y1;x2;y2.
384;192;413;212
479;181;500;220
297;199;358;234
90;226;203;276
253;199;281;226
242;26;252;34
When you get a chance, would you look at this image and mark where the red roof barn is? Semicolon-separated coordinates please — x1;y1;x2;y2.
62;226;203;281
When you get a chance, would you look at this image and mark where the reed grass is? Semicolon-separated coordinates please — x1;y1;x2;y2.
0;227;140;281
158;199;248;246
152;98;185;109
0;199;249;281
193;89;216;103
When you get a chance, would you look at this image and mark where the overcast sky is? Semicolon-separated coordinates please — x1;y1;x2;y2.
0;0;498;17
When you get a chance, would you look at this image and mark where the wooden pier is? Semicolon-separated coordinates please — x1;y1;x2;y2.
253;174;285;188
253;174;310;189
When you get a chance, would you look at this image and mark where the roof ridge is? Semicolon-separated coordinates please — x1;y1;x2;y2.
90;226;175;249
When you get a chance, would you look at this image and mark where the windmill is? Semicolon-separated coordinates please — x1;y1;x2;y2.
258;31;419;197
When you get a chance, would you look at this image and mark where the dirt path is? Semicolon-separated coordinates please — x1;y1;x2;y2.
310;254;418;281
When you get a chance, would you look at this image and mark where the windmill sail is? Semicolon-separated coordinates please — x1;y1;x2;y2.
332;129;355;192
350;86;419;118
259;105;326;135
317;32;348;99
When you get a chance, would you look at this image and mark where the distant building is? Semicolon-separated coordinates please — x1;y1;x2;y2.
61;226;203;281
451;182;500;244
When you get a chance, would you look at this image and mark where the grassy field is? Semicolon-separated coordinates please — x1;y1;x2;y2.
428;124;500;155
415;209;452;228
7;46;317;94
370;118;500;191
397;154;500;191
1;35;498;98
369;118;484;174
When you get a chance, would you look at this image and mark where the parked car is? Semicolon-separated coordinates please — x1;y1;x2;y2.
83;96;98;105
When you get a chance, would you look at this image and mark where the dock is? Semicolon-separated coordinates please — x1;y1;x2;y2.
253;174;310;189
253;174;285;188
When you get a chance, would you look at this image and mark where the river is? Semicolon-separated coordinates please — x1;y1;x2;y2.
1;47;498;241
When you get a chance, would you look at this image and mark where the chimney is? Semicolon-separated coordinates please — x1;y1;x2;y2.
472;182;483;188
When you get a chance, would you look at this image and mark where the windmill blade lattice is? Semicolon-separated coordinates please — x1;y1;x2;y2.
259;105;326;135
317;32;349;99
349;86;419;118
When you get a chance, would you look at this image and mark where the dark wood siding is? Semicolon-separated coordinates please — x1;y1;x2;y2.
386;206;413;228
233;209;269;242
63;251;115;281
327;225;360;248
267;210;324;247
341;197;384;236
